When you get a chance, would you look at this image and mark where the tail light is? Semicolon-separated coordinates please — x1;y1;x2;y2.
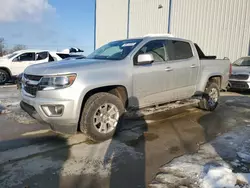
229;63;232;75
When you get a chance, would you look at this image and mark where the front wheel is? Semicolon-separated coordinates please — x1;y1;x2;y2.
0;69;10;85
80;92;125;141
198;82;220;111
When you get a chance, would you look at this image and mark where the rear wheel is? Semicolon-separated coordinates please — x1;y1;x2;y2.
80;92;125;141
0;69;10;85
198;82;220;111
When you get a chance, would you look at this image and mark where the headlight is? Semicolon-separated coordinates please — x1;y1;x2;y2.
38;74;77;91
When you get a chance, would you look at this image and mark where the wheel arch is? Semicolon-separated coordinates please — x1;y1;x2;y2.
208;75;222;88
77;85;128;129
0;67;12;77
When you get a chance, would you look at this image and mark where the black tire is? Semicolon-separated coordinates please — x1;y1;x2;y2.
80;92;125;142
0;69;10;85
198;82;220;111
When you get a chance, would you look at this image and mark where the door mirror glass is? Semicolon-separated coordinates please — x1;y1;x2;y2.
137;54;154;65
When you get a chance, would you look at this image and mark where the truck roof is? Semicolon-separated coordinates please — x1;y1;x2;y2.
142;34;191;42
116;34;191;43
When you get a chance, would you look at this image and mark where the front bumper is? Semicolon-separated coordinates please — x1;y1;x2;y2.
229;80;250;90
21;90;79;134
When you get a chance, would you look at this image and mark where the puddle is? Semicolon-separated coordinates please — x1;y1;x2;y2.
224;136;234;140
124;138;141;147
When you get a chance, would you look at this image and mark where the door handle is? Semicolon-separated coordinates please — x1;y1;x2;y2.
190;64;197;68
165;67;173;71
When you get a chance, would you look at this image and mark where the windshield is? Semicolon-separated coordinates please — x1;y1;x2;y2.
87;39;142;60
232;57;250;66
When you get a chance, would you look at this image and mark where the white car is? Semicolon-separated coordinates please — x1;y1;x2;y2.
0;50;55;84
0;50;83;84
229;56;250;90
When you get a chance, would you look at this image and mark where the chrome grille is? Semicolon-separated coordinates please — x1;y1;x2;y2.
229;74;249;80
229;81;249;89
23;74;43;96
24;84;38;96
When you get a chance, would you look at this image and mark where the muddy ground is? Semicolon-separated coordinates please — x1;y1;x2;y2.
0;86;250;188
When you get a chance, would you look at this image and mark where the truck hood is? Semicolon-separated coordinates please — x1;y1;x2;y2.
231;66;250;74
24;59;109;75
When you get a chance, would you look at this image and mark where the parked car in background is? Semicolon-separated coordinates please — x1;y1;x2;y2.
20;35;231;141
0;49;86;85
229;56;250;90
0;50;54;84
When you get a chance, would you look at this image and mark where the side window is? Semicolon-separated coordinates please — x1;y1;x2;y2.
135;40;166;63
36;52;48;60
166;40;193;60
13;53;35;62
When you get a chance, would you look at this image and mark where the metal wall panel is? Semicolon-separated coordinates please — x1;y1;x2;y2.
170;0;250;61
96;0;249;61
129;0;170;38
95;0;128;48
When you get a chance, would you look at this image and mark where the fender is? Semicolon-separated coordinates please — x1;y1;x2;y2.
197;72;222;92
0;66;12;77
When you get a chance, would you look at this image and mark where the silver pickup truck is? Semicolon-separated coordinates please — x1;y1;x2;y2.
20;35;231;141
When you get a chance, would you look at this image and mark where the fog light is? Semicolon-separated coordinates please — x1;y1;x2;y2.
42;105;64;117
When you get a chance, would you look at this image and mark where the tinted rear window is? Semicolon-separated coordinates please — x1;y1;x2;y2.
166;40;193;60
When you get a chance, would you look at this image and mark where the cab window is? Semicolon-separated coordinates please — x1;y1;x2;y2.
36;52;48;60
134;40;166;64
13;53;35;62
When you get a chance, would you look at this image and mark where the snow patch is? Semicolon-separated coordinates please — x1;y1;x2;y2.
201;166;237;188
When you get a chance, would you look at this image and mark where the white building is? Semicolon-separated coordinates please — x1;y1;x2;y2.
95;0;250;61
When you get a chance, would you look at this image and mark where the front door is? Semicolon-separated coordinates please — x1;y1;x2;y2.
11;52;35;75
132;40;174;108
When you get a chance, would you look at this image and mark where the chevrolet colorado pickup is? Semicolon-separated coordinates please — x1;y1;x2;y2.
20;35;231;141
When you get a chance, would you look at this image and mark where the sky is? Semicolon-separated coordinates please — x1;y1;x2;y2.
0;0;95;55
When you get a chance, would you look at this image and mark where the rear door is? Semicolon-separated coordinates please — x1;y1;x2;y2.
11;52;35;75
132;40;174;108
165;40;199;100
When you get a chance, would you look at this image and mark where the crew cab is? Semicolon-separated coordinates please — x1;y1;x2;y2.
20;35;231;141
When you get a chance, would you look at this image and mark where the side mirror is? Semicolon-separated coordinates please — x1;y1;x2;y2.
136;54;154;65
